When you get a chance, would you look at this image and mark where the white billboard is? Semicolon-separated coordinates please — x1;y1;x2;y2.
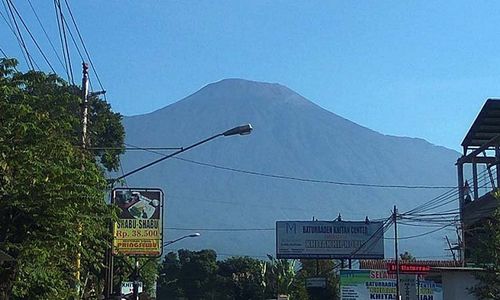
276;221;384;259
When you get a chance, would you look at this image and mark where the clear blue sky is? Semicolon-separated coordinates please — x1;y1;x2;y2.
2;1;499;151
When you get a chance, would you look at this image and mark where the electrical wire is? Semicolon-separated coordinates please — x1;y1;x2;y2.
63;0;106;98
0;7;29;67
27;0;66;72
122;142;456;190
0;46;7;58
349;216;392;259
7;0;56;73
60;11;84;62
175;156;456;189
403;166;494;215
54;0;73;84
385;223;453;240
4;0;34;70
166;227;275;232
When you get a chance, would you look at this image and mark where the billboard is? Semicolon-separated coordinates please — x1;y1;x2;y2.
276;221;384;259
340;269;442;300
112;188;163;256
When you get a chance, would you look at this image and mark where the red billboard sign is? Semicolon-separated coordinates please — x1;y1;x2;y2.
387;263;431;274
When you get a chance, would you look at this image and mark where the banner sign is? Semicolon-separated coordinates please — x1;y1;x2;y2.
121;281;143;295
306;277;327;288
112;188;164;256
387;263;431;274
340;270;442;300
276;221;384;259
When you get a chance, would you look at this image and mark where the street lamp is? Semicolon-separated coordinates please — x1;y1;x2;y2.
112;124;253;182
164;233;201;248
114;124;251;299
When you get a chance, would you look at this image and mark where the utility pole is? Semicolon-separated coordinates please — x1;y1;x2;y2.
75;62;89;297
445;235;457;263
393;205;400;300
81;62;89;147
132;257;140;300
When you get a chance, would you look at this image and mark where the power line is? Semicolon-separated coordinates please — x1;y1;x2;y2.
166;227;274;232
27;0;66;72
0;7;28;67
385;224;453;240
123;142;456;190
63;0;106;97
175;157;456;189
54;0;72;84
349;216;392;259
5;0;34;70
403;166;494;215
60;10;84;62
7;0;56;73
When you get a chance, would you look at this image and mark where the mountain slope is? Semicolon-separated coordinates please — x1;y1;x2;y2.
121;79;459;258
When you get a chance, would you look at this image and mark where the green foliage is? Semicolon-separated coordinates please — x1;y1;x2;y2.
112;256;159;297
469;201;500;300
399;251;416;261
0;58;124;299
158;250;303;300
157;249;218;299
295;259;340;300
267;255;297;297
217;256;267;300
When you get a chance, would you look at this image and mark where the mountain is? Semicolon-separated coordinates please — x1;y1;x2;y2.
120;78;459;259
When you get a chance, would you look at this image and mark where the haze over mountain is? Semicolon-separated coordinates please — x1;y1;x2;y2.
120;79;459;259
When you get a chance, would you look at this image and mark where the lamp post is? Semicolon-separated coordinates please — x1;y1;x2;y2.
124;128;253;300
106;124;252;298
112;124;253;182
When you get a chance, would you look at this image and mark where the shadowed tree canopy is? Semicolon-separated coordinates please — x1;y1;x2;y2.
0;58;124;299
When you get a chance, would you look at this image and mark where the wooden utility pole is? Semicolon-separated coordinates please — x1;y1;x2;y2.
81;62;89;147
76;62;89;297
393;205;400;300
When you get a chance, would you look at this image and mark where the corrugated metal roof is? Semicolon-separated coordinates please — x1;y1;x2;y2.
462;99;500;150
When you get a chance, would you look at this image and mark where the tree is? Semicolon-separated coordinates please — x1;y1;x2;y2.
111;256;159;298
296;259;340;300
469;196;500;300
0;58;124;299
157;249;218;299
216;256;267;300
157;252;184;299
400;251;416;261
267;255;298;298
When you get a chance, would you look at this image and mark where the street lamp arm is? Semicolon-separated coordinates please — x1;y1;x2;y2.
111;124;252;183
113;133;222;182
163;233;200;248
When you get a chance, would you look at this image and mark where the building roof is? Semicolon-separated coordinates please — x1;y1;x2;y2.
461;99;500;151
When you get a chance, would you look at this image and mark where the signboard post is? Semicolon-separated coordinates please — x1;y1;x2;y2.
276;221;384;259
112;188;164;257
